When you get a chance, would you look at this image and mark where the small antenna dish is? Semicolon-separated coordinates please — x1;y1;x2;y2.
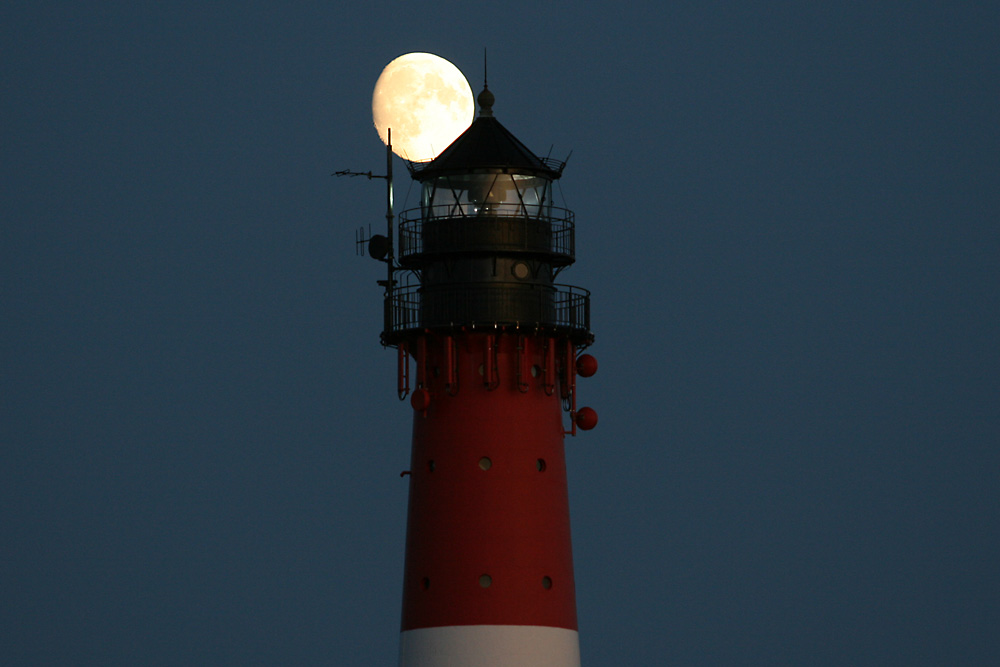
368;234;389;261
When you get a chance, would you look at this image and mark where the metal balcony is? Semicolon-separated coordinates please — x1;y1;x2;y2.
383;282;592;344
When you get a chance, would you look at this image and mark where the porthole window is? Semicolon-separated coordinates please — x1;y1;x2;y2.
530;364;541;378
479;457;492;471
479;574;493;588
536;458;547;472
511;262;530;280
542;576;553;590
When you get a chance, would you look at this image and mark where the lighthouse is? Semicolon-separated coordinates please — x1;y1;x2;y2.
366;82;597;666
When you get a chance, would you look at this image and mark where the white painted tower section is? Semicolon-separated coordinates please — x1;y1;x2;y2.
399;625;581;667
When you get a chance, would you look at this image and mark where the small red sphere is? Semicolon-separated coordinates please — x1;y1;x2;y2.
410;388;431;411
575;406;598;430
576;354;598;378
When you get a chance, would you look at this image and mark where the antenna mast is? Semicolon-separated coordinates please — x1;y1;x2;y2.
335;127;397;342
384;129;395;336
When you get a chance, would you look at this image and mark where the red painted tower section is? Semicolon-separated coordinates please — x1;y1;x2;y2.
372;85;596;666
402;334;577;629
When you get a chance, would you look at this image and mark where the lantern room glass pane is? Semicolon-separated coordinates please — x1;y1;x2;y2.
423;171;552;219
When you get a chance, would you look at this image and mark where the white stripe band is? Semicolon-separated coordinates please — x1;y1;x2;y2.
399;625;580;667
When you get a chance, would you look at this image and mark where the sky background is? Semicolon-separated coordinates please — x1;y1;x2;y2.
3;1;998;665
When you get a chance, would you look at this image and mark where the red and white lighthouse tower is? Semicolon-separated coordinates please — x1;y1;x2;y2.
365;83;597;666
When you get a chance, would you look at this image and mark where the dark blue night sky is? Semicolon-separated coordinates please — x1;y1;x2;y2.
3;2;998;664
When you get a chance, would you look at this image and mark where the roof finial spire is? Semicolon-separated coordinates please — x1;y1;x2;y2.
477;48;494;117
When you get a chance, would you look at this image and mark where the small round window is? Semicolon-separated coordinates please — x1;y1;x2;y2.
511;262;530;280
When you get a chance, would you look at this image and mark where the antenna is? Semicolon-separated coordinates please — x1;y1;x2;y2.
334;169;379;179
483;48;488;88
384;129;396;301
334;129;398;336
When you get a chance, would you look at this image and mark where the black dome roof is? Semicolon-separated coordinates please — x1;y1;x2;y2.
409;87;564;180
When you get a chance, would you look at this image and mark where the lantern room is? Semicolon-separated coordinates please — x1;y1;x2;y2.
420;170;554;220
383;85;592;349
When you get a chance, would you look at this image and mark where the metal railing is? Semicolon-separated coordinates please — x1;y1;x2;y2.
384;282;591;337
397;204;575;263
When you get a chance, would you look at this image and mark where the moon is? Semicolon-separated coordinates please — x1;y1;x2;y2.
372;53;475;163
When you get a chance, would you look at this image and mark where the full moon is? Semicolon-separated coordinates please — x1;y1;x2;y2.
372;53;475;163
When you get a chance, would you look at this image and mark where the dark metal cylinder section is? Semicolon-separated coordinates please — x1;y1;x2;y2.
419;283;556;328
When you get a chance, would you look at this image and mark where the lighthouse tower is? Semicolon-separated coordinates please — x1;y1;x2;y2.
373;84;597;667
